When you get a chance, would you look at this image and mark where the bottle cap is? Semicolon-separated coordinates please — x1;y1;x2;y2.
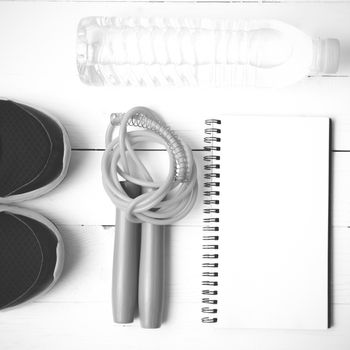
312;38;340;74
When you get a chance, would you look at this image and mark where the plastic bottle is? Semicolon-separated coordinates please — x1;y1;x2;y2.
76;17;340;87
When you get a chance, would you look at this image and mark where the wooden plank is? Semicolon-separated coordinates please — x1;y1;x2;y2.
2;303;350;350
17;150;350;227
332;227;350;305
26;224;350;306
0;224;349;349
3;77;350;151
332;152;350;227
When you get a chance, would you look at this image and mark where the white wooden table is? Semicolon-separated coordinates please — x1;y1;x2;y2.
1;1;350;349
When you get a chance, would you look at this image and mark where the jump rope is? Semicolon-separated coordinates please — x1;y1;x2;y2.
102;107;198;328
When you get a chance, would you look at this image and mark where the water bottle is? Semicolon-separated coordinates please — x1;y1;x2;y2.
76;17;340;87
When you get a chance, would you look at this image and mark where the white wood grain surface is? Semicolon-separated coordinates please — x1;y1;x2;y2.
1;1;350;350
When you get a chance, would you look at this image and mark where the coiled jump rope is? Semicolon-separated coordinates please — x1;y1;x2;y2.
102;107;198;328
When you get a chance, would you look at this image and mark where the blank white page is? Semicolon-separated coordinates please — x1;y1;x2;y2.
216;116;330;330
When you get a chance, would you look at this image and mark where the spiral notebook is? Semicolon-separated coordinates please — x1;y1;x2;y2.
201;116;330;330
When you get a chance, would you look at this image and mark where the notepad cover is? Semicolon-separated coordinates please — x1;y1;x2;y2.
213;116;330;329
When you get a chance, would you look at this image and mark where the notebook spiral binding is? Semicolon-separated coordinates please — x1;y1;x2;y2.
202;118;221;324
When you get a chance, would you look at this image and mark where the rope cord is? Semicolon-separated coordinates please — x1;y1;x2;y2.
102;107;198;225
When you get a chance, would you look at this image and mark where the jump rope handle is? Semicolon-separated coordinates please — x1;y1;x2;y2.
138;220;164;328
112;182;164;328
112;181;141;324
